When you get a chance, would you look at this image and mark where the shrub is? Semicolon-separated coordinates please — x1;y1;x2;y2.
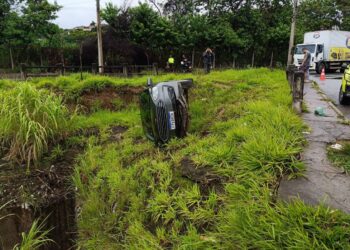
0;84;70;169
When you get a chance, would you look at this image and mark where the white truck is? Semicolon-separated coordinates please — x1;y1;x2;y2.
294;30;350;74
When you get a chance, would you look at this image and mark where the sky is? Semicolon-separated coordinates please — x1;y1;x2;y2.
48;0;140;29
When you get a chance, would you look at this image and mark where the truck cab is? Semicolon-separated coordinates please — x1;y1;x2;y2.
293;43;324;73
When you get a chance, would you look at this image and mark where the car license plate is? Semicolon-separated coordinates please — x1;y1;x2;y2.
168;111;176;130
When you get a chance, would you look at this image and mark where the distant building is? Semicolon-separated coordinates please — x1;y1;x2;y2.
73;22;96;32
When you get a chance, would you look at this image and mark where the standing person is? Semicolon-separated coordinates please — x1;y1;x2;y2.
168;55;175;72
181;54;191;73
300;47;311;82
203;48;214;74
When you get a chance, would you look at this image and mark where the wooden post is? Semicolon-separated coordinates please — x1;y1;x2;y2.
20;63;27;80
292;70;304;113
153;63;158;75
270;51;274;68
92;63;97;74
123;65;128;77
57;63;64;76
9;47;15;70
286;65;304;113
192;49;195;69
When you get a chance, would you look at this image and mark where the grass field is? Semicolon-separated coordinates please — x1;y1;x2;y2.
1;69;350;249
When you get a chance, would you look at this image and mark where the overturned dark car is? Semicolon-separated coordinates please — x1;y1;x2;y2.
140;78;193;145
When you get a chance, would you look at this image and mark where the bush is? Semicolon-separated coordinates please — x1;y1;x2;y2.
0;84;70;168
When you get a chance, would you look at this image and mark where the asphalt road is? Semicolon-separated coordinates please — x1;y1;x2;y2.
309;72;350;118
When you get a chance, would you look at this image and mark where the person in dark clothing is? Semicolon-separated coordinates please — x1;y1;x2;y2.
181;54;192;73
203;48;214;74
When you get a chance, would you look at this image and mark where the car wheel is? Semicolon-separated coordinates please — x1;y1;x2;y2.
339;86;349;105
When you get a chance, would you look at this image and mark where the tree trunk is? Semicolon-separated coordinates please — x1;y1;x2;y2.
80;43;83;80
61;49;64;65
270;51;274;68
145;51;150;66
251;51;255;67
9;47;15;70
233;56;236;68
213;53;216;69
40;48;43;67
192;49;195;68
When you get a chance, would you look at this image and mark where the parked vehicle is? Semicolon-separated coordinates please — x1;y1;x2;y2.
294;30;350;74
339;65;350;105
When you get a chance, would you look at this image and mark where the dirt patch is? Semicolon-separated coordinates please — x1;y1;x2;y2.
0;195;76;250
0;147;80;208
78;86;144;112
108;125;128;142
179;157;223;190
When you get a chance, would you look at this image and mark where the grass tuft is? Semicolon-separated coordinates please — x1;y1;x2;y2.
0;84;70;169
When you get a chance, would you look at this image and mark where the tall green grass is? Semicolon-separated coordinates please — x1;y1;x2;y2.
215;183;350;249
14;219;53;250
16;68;349;249
0;84;70;169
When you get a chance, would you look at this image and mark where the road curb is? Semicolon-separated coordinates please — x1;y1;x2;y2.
311;81;350;123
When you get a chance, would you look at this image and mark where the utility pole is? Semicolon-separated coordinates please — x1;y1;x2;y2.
96;0;104;73
287;0;298;65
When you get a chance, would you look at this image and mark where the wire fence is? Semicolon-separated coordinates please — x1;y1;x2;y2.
0;63;160;81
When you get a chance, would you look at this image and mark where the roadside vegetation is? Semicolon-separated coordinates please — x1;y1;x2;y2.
328;142;350;173
0;84;70;169
1;69;350;249
13;219;53;250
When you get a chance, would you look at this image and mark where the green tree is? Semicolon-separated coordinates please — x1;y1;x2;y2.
101;2;131;39
129;3;179;64
336;0;350;30
1;0;61;68
298;0;342;32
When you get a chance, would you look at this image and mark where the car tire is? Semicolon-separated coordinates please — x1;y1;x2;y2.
339;86;349;105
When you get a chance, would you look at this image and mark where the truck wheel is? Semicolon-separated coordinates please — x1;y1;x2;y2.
316;63;325;74
339;86;349;105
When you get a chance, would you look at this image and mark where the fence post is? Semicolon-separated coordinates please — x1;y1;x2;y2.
92;63;97;74
286;64;304;113
20;63;27;80
123;64;128;77
56;63;64;76
153;63;158;75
